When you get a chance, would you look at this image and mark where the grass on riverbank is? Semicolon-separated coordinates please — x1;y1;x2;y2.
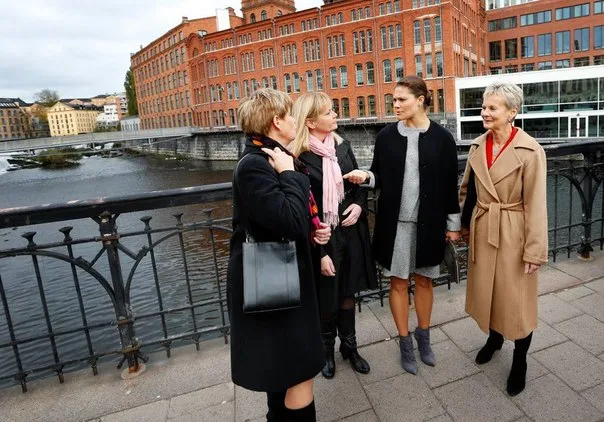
36;148;83;168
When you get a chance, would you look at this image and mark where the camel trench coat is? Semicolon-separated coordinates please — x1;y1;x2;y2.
459;128;548;340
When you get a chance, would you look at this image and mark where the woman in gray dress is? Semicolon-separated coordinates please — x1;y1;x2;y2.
345;76;461;375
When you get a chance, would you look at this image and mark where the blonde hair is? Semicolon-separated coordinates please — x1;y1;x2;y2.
237;88;292;136
290;92;342;157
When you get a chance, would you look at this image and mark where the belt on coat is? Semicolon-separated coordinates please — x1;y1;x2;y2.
470;200;523;262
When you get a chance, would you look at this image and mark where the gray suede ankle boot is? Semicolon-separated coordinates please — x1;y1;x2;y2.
414;327;436;366
399;334;417;375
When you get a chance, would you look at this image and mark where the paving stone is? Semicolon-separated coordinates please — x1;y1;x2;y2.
555;285;597;302
440;317;488;353
533;341;604;391
511;374;603;422
168;401;234;421
168;382;233;419
367;300;399;338
418;340;480;388
353;339;404;386
234;385;266;422
581;383;604;414
530;320;568;353
426;414;454;422
585;277;604;293
339;409;379;422
314;367;371;421
549;250;604;283
365;373;445;422
538;294;583;324
429;327;449;345
429;288;467;327
554;314;604;355
570;292;604;322
355;306;391;347
537;264;583;295
101;400;169;422
479;341;549;391
433;373;523;422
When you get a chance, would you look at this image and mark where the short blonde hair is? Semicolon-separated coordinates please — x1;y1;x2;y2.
290;92;342;157
237;88;292;136
483;81;524;111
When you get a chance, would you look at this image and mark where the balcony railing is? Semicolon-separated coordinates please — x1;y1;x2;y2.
0;140;602;392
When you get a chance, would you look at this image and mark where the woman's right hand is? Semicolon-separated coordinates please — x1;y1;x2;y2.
343;170;368;185
321;255;336;276
261;147;295;173
461;227;470;243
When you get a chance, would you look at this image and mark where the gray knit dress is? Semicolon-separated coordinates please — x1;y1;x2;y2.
368;121;460;280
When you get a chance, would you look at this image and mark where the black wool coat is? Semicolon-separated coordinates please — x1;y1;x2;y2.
299;139;377;313
370;121;460;270
227;142;324;392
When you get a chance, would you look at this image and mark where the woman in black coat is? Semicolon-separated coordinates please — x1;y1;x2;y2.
227;89;331;421
290;92;377;380
345;76;461;376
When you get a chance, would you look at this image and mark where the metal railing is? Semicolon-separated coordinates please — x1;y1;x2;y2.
0;140;602;392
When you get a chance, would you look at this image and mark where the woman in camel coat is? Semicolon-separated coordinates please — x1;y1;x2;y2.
459;81;547;398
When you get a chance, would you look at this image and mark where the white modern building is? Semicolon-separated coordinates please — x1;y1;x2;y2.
96;104;120;128
120;116;141;132
455;65;604;140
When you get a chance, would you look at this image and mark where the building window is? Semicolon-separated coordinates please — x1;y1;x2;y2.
426;54;433;78
340;66;348;88
574;28;590;51
520;10;552;26
315;69;323;90
341;98;350;118
505;39;518;59
537;61;552;70
415;55;423;77
250;13;256;23
424;20;431;44
330;67;338;88
537;33;552;56
596;25;604;49
332;98;339;116
574;57;590;66
556;31;570;53
385;94;394;115
556;4;589;20
489;41;502;61
306;70;314;91
366;62;375;85
357;97;366;117
594;55;604;65
284;74;291;93
356;63;364;85
414;21;421;45
521;63;535;72
596;0;603;13
555;59;570;68
521;36;535;58
434;17;442;42
293;73;300;92
394;58;404;80
488;17;517;32
383;59;392;82
368;95;376;117
436;52;443;77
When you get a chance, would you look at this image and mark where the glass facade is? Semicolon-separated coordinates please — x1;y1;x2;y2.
459;74;604;139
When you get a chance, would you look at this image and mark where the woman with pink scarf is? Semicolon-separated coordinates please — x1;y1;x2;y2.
291;92;377;379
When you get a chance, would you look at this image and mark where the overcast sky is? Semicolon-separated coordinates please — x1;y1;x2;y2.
0;1;322;103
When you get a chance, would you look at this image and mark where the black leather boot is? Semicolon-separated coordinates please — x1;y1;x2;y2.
266;391;287;421
475;329;504;364
285;400;316;421
507;332;532;396
338;308;370;374
321;316;337;379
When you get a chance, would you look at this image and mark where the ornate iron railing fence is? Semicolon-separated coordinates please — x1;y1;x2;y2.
0;140;602;392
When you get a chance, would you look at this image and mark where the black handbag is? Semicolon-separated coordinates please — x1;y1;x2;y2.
234;154;302;314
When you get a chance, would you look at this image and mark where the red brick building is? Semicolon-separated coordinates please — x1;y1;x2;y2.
486;0;604;74
132;0;487;129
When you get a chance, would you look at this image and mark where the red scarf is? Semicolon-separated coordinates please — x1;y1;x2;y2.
486;126;518;169
249;135;322;240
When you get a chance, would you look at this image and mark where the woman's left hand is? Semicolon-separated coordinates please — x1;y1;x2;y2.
446;231;462;242
524;262;541;275
341;204;362;227
314;222;331;245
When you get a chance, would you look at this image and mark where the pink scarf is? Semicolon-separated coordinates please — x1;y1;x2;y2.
308;133;344;228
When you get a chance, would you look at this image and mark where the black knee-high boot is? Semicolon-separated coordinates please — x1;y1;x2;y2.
266;392;287;421
507;332;533;396
475;329;504;364
320;316;337;379
338;308;370;374
285;400;316;421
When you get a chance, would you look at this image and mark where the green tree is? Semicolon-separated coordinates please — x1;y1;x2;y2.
124;68;138;116
34;89;60;106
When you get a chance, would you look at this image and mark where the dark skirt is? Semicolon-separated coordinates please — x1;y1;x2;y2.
315;215;377;314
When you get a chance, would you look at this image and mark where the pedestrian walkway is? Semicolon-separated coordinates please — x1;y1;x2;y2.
1;251;603;422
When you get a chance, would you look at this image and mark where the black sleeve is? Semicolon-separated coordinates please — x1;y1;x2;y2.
461;170;477;228
236;154;310;240
444;133;461;215
347;143;369;210
368;133;382;190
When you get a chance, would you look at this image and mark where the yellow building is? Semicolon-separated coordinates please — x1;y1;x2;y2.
48;101;102;137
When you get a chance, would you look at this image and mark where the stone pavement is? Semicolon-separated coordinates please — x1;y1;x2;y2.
1;250;603;422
